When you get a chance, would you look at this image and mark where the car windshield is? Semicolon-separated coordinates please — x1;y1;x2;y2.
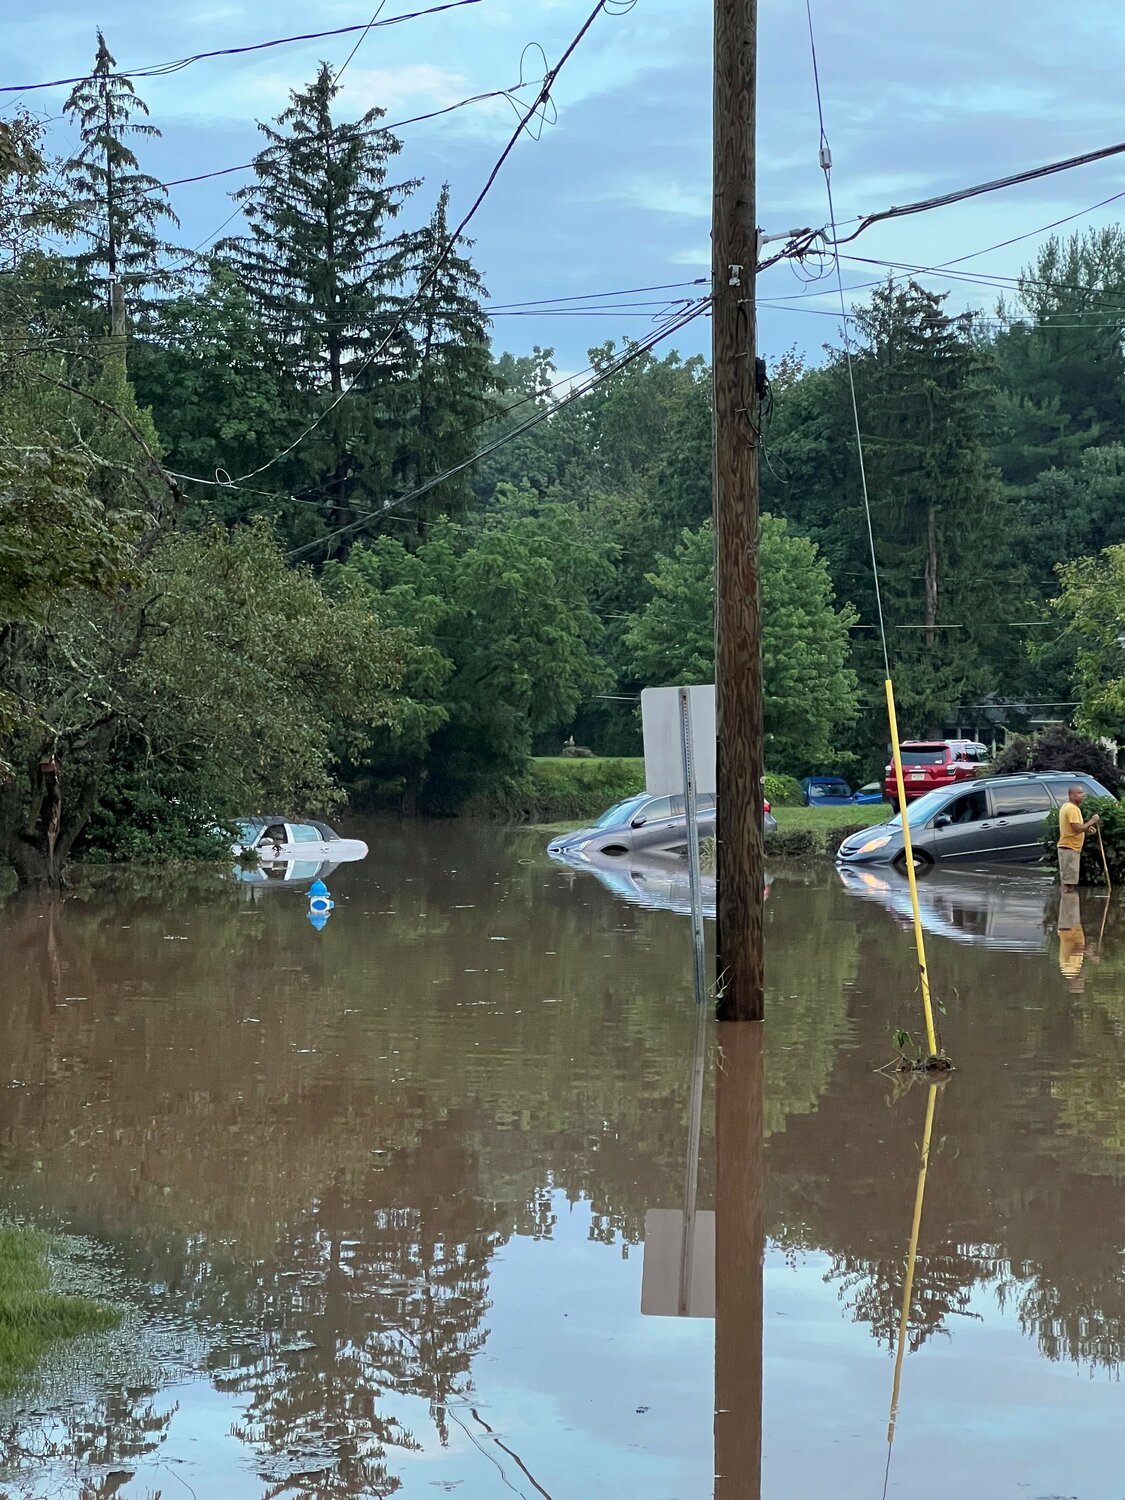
235;820;262;843
900;747;946;766
887;788;957;828
593;794;648;830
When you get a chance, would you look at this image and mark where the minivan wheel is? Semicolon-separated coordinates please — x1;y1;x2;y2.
893;848;933;876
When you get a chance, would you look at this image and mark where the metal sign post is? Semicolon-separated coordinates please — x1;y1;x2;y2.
679;686;708;1008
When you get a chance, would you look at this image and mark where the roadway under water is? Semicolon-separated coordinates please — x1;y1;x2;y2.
1;821;1123;1498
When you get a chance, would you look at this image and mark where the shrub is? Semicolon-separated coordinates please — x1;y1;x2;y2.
1039;796;1125;886
462;757;645;824
763;828;820;858
763;773;804;807
992;726;1121;795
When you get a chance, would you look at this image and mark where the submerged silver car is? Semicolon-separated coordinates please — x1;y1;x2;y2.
547;792;778;863
836;772;1113;872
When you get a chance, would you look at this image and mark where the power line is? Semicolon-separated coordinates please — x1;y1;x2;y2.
334;0;391;84
804;0;891;682
221;0;619;489
281;296;711;559
133;81;547;198
831;139;1125;251
0;2;484;94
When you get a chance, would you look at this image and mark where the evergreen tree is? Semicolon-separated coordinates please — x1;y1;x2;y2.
393;184;499;531
993;228;1125;485
61;31;179;315
218;64;420;551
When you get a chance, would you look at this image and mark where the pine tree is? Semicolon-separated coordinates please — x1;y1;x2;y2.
218;63;421;549
847;280;1018;730
394;184;499;531
62;31;179;315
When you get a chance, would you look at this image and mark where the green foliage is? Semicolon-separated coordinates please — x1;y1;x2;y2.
763;828;821;858
0;1226;118;1391
1052;544;1125;739
624;515;858;771
991;725;1121;795
1039;797;1122;885
333;484;614;809
462;757;644;823
763;773;804;806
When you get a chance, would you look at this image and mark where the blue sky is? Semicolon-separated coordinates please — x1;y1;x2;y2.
5;0;1125;374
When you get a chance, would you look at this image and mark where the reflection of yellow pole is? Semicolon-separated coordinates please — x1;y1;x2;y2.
886;1083;938;1449
885;679;940;1059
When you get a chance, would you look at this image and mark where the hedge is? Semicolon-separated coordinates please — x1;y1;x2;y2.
464;757;645;823
763;773;804;807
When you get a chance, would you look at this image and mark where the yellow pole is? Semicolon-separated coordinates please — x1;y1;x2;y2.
884;678;940;1059
886;1081;938;1447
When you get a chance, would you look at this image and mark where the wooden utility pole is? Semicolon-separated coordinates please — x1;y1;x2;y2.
714;1021;764;1496
713;0;764;1020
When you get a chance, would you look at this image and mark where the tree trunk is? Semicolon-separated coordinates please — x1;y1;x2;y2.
924;497;938;652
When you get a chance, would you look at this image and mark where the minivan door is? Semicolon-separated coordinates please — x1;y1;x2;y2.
923;786;993;863
985;781;1055;862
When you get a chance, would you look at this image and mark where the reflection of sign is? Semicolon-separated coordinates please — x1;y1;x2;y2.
641;685;716;796
640;1208;715;1318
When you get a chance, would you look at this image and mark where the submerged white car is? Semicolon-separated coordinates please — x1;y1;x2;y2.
234;817;368;866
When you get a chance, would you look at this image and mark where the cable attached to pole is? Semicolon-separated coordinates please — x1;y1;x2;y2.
805;0;944;1064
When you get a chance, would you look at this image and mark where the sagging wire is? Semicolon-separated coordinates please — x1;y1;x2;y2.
204;0;622;490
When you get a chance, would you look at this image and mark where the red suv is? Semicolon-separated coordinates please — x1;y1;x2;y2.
883;739;989;807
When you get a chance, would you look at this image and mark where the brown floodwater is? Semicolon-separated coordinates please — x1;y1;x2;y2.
1;821;1124;1498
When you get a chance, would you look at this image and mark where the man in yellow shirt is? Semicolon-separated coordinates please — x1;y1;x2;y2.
1058;785;1100;891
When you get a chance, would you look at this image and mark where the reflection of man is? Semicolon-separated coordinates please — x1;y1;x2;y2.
1058;786;1100;892
1057;890;1086;992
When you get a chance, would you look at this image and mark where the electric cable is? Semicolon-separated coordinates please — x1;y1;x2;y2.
214;0;619;489
281;295;711;559
334;0;391;84
804;0;889;680
0;2;484;94
832;141;1125;252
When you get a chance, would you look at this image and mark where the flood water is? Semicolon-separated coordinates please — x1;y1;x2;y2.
2;821;1124;1498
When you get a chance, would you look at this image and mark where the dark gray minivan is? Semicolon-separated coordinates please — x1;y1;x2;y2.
836;772;1113;872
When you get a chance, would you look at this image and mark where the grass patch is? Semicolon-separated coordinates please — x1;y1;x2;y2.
774;804;887;833
0;1226;119;1391
465;757;645;824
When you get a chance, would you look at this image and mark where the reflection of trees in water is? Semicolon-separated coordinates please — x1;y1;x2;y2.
12;833;1125;1482
208;1119;503;1496
1;1386;176;1489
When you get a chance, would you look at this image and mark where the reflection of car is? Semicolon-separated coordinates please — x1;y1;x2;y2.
837;772;1113;872
234;817;369;865
547;793;776;862
883;739;990;806
232;858;341;889
560;849;772;918
836;865;1054;952
800;776;884;806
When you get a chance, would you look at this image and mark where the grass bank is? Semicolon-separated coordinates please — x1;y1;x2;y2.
0;1226;119;1391
464;757;645;824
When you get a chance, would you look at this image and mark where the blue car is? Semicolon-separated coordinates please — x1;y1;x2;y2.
801;777;884;807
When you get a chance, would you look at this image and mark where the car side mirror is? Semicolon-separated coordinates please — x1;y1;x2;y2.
934;814;952;830
631;816;647;829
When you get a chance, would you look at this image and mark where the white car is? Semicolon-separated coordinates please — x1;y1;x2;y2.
234;817;368;866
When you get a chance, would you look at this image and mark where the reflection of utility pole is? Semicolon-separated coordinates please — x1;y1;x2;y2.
714;1022;764;1498
713;0;764;1021
884;1083;938;1496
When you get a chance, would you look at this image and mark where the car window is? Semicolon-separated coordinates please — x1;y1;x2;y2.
594;795;647;829
260;823;288;844
943;788;989;825
901;747;946;765
988;783;1053;816
696;793;716;812
289;824;322;843
641;797;673;823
